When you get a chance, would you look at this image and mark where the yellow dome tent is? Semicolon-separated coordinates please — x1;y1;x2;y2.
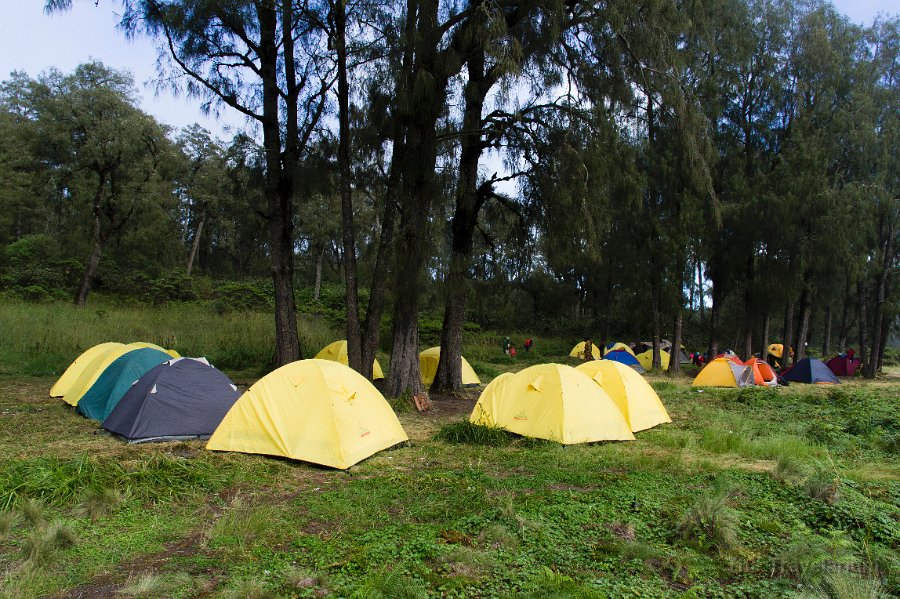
207;359;408;469
470;363;634;444
692;358;755;388
59;342;180;406
419;347;481;387
603;342;636;357
50;342;123;398
315;340;384;379
576;360;671;432
636;349;670;371
569;341;600;360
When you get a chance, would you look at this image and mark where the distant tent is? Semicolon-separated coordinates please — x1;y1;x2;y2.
207;359;408;469
782;358;840;385
50;342;122;398
636;349;670;371
75;348;172;421
826;355;861;377
61;342;178;406
569;341;600;360
603;342;635;357
419;347;481;387
692;358;755;388
602;350;646;373
714;353;744;365
659;340;692;365
470;363;634;444
315;340;384;379
575;361;670;432
103;358;241;443
744;358;778;386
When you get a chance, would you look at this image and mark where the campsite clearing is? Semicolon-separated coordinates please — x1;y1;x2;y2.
0;368;897;598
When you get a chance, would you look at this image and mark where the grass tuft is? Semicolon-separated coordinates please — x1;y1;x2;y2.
0;510;15;536
118;573;193;597
20;498;45;527
219;578;278;599
676;489;740;554
79;487;126;520
434;420;511;446
21;520;78;563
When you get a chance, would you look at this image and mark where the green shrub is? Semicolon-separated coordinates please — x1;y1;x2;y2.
215;280;273;312
676;490;740;553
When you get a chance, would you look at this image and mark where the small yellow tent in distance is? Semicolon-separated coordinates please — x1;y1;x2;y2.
692;358;755;388
207;359;408;469
470;363;634;444
419;347;481;387
315;340;385;379
603;342;635;357
58;342;179;405
575;360;671;432
636;349;670;371
569;341;600;360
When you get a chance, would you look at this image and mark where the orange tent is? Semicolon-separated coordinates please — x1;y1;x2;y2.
715;353;744;365
744;358;777;386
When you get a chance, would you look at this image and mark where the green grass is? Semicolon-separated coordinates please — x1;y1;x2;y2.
0;301;897;597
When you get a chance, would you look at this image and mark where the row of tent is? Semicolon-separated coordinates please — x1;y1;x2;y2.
692;355;841;387
51;342;670;469
569;341;692;372
315;340;481;386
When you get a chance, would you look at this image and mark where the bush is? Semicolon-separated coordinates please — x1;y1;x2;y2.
215;280;273;312
676;490;741;554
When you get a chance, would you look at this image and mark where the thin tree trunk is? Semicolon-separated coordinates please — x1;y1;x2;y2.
669;309;683;375
709;275;721;357
651;288;661;370
186;212;205;276
259;3;300;366
335;0;362;373
857;280;868;370
75;214;104;307
822;305;832;357
761;313;770;361
433;50;486;393
697;261;705;323
781;301;795;370
314;243;325;300
837;274;851;351
796;286;811;362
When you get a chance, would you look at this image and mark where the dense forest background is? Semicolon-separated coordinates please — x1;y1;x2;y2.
1;0;897;393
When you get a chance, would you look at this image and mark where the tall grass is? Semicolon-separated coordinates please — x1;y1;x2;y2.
0;298;337;377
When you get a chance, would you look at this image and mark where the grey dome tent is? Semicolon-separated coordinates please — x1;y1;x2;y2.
102;358;241;443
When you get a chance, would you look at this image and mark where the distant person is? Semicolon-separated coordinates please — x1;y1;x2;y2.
502;336;511;355
524;338;533;353
583;338;594;361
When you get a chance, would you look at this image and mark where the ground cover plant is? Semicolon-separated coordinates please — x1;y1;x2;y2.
0;311;896;598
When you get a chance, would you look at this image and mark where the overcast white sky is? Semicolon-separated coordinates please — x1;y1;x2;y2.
0;0;895;142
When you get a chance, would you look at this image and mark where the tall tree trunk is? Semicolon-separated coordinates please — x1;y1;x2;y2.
186;212;205;276
866;216;893;378
433;51;486;393
796;286;811;362
781;301;795;370
669;310;683;376
387;0;445;397
259;2;300;366
651;294;661;370
74;173;108;307
708;274;721;357
822;305;832;357
334;0;362;373
857;280;868;370
761;313;770;361
697;261;705;323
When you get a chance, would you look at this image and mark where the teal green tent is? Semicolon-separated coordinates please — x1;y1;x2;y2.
75;348;171;421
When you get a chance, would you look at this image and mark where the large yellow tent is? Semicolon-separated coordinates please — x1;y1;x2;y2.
636;349;670;371
419;347;481;387
470;363;634;444
603;342;636;357
207;359;407;469
576;360;671;432
569;341;600;360
59;342;179;405
692;358;755;388
315;340;384;379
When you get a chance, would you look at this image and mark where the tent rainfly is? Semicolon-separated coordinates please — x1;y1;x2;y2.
315;341;385;379
419;347;481;387
575;360;671;432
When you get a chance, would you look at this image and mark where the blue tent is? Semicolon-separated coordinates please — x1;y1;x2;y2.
781;357;840;384
603;350;646;373
76;348;171;421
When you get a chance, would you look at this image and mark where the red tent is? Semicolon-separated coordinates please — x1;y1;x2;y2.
826;355;861;377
